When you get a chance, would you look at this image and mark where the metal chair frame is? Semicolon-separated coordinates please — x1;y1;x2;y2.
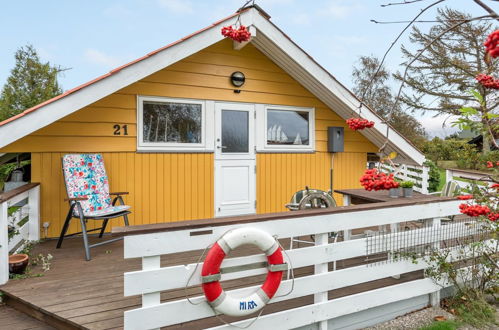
57;155;130;260
57;193;130;261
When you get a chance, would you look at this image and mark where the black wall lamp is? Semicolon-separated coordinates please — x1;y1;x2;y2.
230;71;245;93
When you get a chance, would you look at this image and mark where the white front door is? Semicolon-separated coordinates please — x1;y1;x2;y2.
215;103;256;217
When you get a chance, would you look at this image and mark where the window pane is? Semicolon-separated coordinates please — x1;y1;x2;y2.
222;110;248;153
143;101;202;143
267;109;309;145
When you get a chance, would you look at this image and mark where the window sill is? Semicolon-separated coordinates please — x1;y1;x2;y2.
256;149;316;154
137;147;214;153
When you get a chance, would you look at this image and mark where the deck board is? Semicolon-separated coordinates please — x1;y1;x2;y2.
0;235;423;329
0;305;55;330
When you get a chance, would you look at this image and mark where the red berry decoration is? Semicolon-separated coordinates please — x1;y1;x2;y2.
359;169;399;191
457;195;474;200
484;30;499;58
221;25;251;42
476;74;499;89
487;212;499;222
459;203;491;217
346;117;375;131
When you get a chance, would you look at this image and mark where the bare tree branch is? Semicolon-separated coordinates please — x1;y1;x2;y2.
473;0;499;21
371;18;496;24
359;0;446;106
381;0;426;7
392;15;493;123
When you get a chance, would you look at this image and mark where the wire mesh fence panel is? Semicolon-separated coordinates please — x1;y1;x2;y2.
365;217;488;267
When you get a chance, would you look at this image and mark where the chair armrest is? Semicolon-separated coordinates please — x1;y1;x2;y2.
428;191;441;196
64;197;88;202
110;192;129;196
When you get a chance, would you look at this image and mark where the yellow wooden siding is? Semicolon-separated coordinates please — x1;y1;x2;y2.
332;152;367;205
31;152;213;238
2;39;377;236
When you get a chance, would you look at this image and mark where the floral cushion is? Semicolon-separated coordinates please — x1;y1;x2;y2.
85;205;130;217
62;154;128;217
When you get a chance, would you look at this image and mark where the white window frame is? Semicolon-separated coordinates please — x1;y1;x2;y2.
256;104;315;152
137;96;214;152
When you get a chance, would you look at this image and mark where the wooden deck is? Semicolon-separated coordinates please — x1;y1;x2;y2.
0;305;54;329
0;235;424;329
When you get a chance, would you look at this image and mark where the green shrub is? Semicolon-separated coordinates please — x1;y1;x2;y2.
424;160;441;193
456;144;481;170
421;138;466;162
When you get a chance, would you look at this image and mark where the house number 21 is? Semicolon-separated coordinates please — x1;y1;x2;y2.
113;124;128;136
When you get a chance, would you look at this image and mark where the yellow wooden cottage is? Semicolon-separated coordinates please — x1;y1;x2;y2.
0;5;424;238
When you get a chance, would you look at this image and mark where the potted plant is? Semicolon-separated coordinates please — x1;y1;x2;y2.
400;181;414;197
389;186;400;198
9;254;29;274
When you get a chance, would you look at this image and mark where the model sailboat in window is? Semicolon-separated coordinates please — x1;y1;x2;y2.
267;124;289;144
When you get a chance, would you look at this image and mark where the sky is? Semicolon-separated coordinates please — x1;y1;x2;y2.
0;0;497;137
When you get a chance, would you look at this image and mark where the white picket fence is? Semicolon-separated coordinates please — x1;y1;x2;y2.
122;198;473;330
373;162;429;194
0;183;40;284
446;168;494;191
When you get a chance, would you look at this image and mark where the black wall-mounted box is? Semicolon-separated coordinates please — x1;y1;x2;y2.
327;126;344;153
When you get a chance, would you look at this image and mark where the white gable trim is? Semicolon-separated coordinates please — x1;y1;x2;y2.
250;13;425;165
0;10;254;149
0;7;425;165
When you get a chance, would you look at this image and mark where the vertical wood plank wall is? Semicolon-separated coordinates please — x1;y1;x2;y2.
2;39;377;238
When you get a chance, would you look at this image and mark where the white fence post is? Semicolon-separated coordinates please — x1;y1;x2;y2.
373;162;430;194
429;217;442;306
314;232;329;330
141;255;161;330
28;185;40;241
0;201;8;285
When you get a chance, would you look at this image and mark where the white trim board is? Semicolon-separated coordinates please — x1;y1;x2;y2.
0;10;253;149
0;7;425;165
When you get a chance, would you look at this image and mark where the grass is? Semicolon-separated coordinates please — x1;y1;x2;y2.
419;320;461;330
437;168;446;192
454;297;497;328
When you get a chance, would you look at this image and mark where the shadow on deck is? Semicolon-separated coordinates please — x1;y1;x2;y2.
0;235;423;330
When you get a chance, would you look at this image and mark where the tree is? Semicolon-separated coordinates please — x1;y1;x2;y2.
0;45;63;121
395;8;498;152
352;55;427;146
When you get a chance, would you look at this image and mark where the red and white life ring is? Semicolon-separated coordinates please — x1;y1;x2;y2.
201;227;287;317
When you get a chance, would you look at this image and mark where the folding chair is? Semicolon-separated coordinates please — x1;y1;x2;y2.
57;154;131;260
430;180;461;198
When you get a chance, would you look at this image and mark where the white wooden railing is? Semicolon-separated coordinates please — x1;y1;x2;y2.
446;168;494;191
120;198;476;330
0;183;40;284
373;162;429;194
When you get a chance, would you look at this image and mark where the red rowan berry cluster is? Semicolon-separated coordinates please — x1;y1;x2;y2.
359;169;399;191
221;25;251;42
484;30;499;58
486;161;499;168
488;212;499;222
457;195;473;200
459;203;491;217
346;117;375;131
476;74;499;89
